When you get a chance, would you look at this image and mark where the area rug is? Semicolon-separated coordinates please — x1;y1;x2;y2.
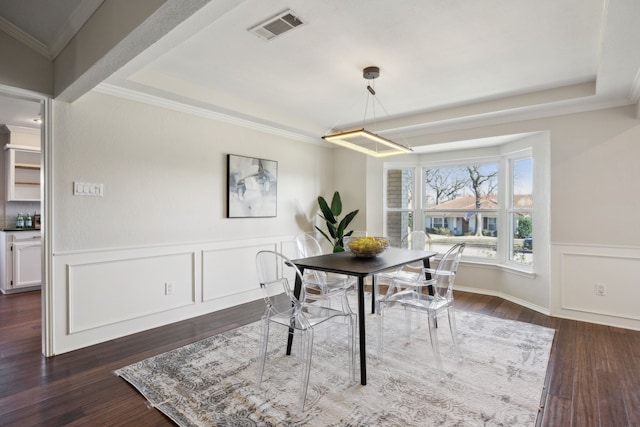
115;303;555;426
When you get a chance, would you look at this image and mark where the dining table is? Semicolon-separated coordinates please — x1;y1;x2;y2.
289;247;437;385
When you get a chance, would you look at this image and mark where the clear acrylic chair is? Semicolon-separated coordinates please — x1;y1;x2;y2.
254;250;356;412
294;233;356;311
377;243;465;374
373;231;433;312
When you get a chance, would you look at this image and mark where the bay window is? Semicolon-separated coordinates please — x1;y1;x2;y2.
384;150;534;270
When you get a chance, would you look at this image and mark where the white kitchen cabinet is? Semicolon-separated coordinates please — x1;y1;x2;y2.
4;144;41;201
0;230;42;293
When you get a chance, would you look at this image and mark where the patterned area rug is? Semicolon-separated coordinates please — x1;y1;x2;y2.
115;304;555;426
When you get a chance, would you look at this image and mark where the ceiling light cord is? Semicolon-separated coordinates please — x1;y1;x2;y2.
363;78;377;134
368;79;412;150
321;66;413;157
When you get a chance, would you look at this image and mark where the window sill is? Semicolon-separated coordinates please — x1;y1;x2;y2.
459;258;536;279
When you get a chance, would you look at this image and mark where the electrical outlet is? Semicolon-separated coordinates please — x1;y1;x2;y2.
165;282;175;295
595;282;606;296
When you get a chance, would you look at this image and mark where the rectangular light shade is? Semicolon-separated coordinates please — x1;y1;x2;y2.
322;128;413;158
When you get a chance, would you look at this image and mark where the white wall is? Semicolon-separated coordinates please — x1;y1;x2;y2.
354;105;640;330
333;147;368;233
50;91;335;353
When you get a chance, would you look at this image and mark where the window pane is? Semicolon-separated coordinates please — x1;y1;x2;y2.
423;163;499;261
513;158;532;208
386;211;413;247
511;213;533;265
424;211;498;259
386;169;413;209
424;163;499;210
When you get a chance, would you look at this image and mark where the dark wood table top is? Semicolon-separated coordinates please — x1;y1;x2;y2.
291;247;437;277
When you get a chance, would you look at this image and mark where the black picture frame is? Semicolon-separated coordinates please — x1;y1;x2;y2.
227;154;278;218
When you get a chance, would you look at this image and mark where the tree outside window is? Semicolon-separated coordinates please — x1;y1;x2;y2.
422;163;499;258
510;157;533;265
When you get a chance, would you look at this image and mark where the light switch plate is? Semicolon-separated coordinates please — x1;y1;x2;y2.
73;182;103;197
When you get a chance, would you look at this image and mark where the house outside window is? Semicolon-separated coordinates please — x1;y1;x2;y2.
431;217;448;230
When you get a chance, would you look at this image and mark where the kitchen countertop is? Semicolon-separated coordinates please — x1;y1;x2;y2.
0;228;41;232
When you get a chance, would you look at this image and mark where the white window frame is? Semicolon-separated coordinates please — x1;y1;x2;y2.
421;158;500;261
505;150;533;270
383;164;420;245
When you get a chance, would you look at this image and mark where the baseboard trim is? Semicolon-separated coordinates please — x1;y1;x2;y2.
456;286;550;316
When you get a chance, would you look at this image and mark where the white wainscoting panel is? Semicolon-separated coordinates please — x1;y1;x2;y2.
202;242;276;302
52;235;295;354
552;243;640;330
68;252;196;334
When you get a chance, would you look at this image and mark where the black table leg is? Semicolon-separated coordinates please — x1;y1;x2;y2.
423;256;434;295
286;266;304;355
423;256;437;327
358;276;367;385
370;275;377;314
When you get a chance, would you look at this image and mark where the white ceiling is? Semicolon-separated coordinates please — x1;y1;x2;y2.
1;0;639;149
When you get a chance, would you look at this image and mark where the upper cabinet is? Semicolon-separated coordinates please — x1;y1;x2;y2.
0;125;41;202
5;144;41;201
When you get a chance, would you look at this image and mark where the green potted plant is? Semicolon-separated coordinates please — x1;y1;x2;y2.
315;191;359;252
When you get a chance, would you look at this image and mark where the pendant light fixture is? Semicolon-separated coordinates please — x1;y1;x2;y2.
322;66;412;157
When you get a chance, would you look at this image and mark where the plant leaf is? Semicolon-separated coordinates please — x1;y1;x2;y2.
314;226;333;247
317;196;336;224
330;191;342;216
337;209;359;236
326;221;338;238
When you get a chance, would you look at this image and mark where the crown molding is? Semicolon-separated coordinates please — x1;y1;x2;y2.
94;83;322;145
378;94;633;139
0;16;50;59
95;81;635;148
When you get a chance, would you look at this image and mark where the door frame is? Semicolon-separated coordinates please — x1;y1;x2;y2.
0;83;53;356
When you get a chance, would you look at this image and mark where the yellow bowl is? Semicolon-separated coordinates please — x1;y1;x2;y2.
345;236;389;258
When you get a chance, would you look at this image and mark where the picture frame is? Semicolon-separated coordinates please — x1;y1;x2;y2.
227;154;278;218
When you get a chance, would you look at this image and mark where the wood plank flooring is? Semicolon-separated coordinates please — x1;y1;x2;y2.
1;290;639;426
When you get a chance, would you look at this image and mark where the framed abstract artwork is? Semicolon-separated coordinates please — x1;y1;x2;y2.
227;154;278;218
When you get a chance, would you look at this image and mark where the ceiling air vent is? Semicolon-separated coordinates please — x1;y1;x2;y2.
248;10;304;41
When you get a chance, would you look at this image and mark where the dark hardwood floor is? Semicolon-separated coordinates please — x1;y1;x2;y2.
1;289;639;426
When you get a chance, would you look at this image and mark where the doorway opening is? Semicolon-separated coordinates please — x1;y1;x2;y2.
0;84;50;356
